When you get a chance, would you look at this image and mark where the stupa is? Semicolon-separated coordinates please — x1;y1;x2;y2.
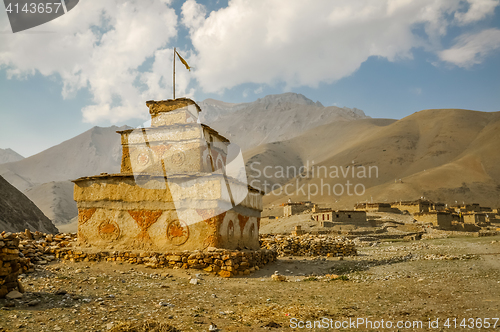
73;98;263;251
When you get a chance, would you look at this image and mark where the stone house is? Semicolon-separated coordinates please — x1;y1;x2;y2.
462;213;487;226
354;202;393;212
413;212;453;230
313;210;367;225
391;200;431;214
283;202;311;217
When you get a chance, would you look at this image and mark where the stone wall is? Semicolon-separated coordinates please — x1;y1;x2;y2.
260;234;357;257
2;231;276;279
47;247;276;278
0;232;33;298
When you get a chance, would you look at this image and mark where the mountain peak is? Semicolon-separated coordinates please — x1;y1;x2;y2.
0;147;25;164
253;92;317;106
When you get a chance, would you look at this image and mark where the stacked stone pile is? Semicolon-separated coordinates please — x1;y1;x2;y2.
48;247;277;278
0;232;24;297
18;230;77;266
260;234;357;257
1;231;277;278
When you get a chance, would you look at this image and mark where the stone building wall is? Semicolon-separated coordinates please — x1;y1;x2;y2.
414;212;453;229
354;203;393;212
283;203;309;217
391;201;430;214
313;210;367;224
463;213;487;225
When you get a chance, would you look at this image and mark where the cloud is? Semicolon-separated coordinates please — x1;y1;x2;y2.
181;0;207;33
0;0;178;123
454;0;499;25
184;0;463;93
184;0;500;94
1;0;499;123
439;28;500;67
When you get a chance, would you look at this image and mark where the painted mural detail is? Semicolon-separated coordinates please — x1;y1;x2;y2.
98;220;120;241
78;208;96;225
171;151;186;166
151;144;172;159
227;219;235;239
128;210;163;241
198;209;226;248
166;219;189;245
249;223;256;240
137;152;150;166
237;215;249;237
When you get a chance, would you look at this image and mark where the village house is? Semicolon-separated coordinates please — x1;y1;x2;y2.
452;203;481;213
312;210;367;227
354;202;393;212
430;202;447;211
462;213;488;226
413;211;454;230
283;201;312;217
391;200;431;214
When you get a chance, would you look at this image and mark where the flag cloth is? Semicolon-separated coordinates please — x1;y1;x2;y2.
176;51;191;71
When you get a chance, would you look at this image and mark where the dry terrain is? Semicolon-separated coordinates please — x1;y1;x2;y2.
245;109;500;209
1;235;499;331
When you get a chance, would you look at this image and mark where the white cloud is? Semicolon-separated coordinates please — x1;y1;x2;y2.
1;0;499;124
181;0;207;33
184;0;500;94
184;0;467;93
0;0;178;123
254;86;263;94
455;0;499;24
439;28;500;67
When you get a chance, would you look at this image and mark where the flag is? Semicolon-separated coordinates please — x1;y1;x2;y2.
176;51;191;71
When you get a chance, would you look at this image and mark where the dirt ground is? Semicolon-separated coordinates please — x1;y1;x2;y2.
1;235;500;331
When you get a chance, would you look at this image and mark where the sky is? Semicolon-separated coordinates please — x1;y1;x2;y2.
0;0;500;157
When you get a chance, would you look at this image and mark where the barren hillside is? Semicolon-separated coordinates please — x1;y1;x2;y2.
244;109;500;208
0;175;58;233
0;148;24;164
199;92;368;150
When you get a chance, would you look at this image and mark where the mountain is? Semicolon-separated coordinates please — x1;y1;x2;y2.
0;125;127;224
0;175;58;234
244;109;500;209
0;148;24;164
199;92;368;150
25;181;78;225
0;125;126;192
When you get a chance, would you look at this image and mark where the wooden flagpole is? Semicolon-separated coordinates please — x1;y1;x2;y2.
173;47;176;99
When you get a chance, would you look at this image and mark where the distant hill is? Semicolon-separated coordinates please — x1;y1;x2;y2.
199;92;368;150
25;181;78;226
0;125;127;224
0;175;58;233
0;125;126;192
0;148;24;164
244;109;500;209
0;94;367;225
